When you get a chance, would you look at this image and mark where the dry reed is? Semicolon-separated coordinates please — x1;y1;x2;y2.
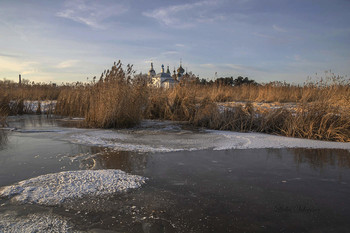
1;64;349;142
55;61;148;128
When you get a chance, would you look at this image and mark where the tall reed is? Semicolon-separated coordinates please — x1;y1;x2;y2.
55;61;148;128
2;63;349;142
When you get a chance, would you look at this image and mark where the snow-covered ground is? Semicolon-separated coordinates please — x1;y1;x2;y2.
67;120;350;152
216;101;298;113
0;170;147;206
0;212;78;233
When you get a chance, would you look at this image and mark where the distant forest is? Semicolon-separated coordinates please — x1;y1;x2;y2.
197;76;257;86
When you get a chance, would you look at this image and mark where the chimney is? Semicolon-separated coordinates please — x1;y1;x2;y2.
19;74;22;85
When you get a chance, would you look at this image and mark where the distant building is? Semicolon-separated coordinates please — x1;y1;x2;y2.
148;61;185;88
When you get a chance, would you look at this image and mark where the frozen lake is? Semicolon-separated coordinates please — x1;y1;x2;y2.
1;115;350;232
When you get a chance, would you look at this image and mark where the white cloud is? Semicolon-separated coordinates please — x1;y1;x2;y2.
143;0;224;28
0;57;38;74
175;43;185;47
56;0;128;29
56;60;80;69
200;63;216;68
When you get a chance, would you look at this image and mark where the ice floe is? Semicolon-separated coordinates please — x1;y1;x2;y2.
68;120;350;152
208;130;350;150
0;211;78;233
0;170;147;205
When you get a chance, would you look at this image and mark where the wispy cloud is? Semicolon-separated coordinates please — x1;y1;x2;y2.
175;43;185;47
223;63;268;72
199;63;268;73
162;51;179;55
273;24;287;32
143;0;224;28
56;60;80;69
56;0;128;29
200;63;216;68
0;57;39;75
0;52;20;58
252;32;273;39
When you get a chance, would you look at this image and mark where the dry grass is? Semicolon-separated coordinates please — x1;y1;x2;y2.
196;80;350;107
281;102;350;142
56;61;148;128
1;64;349;142
54;70;350;142
192;100;350;142
140;78;350;142
0;81;61;101
144;85;197;121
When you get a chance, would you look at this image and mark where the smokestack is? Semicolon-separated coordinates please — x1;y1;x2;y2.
19;74;22;85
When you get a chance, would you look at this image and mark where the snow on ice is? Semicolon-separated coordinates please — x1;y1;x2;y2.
0;212;77;233
0;170;147;205
68;120;350;152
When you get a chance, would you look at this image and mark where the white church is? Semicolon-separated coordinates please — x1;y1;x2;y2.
148;62;185;88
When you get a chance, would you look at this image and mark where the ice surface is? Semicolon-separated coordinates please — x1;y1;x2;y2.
68;120;350;152
0;170;147;205
208;130;350;150
0;211;78;233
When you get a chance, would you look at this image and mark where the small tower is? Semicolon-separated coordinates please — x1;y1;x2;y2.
166;65;171;74
161;64;165;73
172;67;177;80
148;62;156;77
19;74;22;85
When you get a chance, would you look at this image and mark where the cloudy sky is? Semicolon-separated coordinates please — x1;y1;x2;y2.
1;0;349;84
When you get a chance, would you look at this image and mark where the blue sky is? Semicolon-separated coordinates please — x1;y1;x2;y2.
1;0;349;84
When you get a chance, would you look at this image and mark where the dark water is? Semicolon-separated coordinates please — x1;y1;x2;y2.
1;116;350;232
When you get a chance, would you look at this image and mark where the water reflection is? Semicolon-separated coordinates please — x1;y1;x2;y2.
82;148;350;175
292;148;350;169
57;148;350;232
80;149;149;174
7;115;84;130
0;130;8;150
7;115;55;129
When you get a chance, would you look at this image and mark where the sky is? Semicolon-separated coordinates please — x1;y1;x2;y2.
1;0;349;84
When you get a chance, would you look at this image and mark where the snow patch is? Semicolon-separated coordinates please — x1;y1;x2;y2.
0;170;147;205
209;130;350;150
0;212;77;233
68;121;350;152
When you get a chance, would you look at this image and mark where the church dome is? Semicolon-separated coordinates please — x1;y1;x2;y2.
177;65;185;74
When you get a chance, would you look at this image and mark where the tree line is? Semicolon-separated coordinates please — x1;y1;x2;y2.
196;76;258;86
